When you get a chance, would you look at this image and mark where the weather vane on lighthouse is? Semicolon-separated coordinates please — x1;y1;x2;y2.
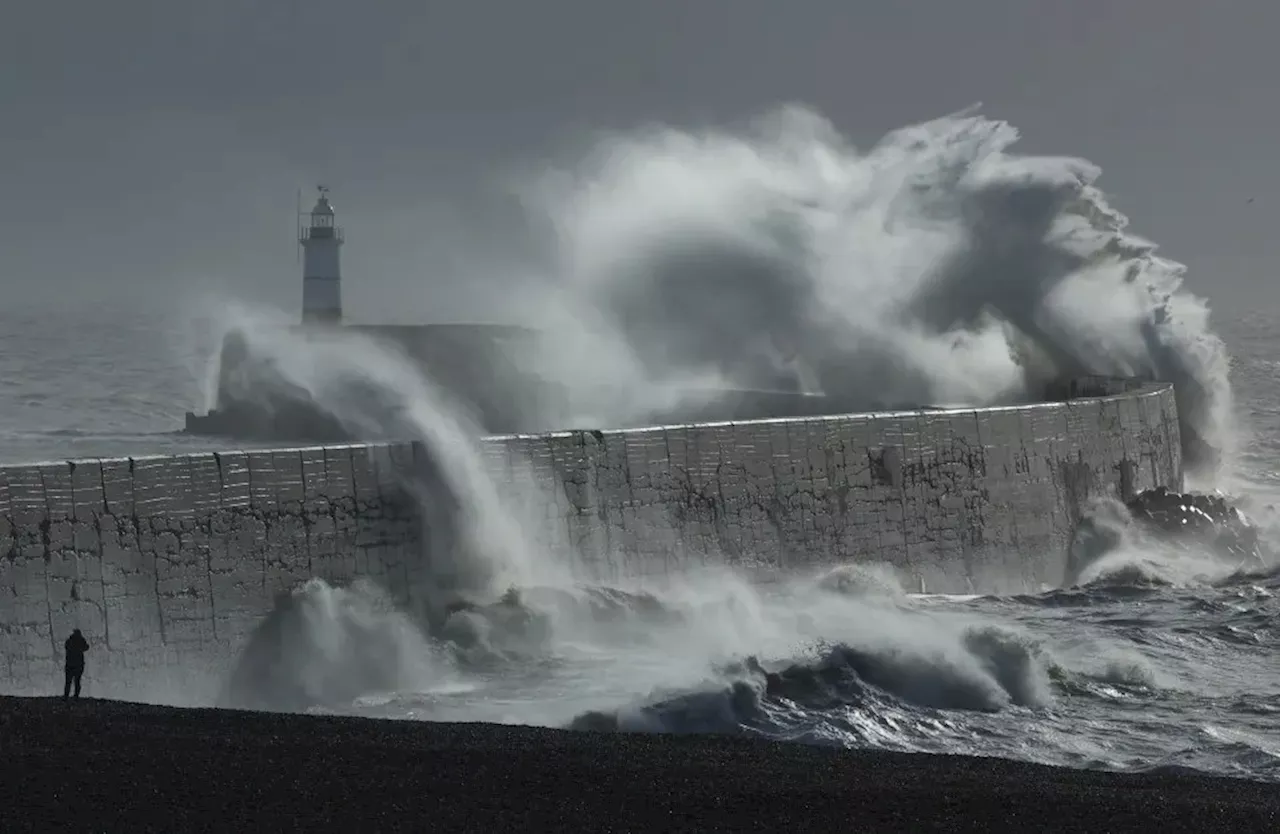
298;185;343;326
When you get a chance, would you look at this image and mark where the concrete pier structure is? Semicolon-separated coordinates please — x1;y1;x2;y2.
1;379;1181;698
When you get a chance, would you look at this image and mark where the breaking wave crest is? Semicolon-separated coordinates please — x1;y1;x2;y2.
220;578;448;713
217;547;1280;780
571;626;1052;739
1066;494;1272;591
566;625;1186;750
519;104;1235;476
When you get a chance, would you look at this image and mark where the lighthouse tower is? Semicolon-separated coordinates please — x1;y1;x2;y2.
299;186;343;325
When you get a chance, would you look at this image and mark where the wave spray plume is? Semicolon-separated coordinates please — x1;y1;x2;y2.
518;104;1235;477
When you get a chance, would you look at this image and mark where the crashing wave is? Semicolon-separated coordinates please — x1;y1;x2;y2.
1066;489;1266;589
569;624;1052;742
218;575;703;710
521;106;1235;477
218;578;447;713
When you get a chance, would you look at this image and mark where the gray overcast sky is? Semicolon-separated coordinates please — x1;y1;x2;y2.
2;0;1277;320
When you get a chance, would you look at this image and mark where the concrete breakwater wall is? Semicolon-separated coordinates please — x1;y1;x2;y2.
0;381;1182;697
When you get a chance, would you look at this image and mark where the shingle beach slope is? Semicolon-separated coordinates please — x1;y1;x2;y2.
1;696;1275;833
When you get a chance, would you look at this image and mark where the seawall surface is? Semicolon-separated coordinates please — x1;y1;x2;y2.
0;382;1182;698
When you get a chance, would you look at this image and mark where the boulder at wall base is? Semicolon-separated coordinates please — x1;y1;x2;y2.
1065;487;1264;586
1125;486;1262;561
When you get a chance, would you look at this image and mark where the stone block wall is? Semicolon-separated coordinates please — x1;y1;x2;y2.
0;444;423;699
487;381;1182;592
0;381;1182;699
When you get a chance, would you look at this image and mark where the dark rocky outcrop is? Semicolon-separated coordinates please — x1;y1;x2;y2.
1067;487;1265;586
1124;486;1261;562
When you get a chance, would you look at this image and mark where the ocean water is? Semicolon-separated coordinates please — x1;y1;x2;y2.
3;107;1280;783
0;299;261;464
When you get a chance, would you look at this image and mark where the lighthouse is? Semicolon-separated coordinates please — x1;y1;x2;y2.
299;186;343;325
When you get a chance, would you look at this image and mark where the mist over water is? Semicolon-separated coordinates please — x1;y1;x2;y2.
200;107;1276;780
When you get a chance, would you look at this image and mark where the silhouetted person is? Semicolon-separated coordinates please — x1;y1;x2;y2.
63;629;89;699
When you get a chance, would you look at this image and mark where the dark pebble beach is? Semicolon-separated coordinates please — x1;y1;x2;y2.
1;695;1276;833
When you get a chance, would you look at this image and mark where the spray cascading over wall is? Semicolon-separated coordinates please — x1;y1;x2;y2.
516;105;1234;477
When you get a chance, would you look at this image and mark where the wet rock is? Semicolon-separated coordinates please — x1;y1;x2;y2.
1066;487;1264;586
1124;486;1261;562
